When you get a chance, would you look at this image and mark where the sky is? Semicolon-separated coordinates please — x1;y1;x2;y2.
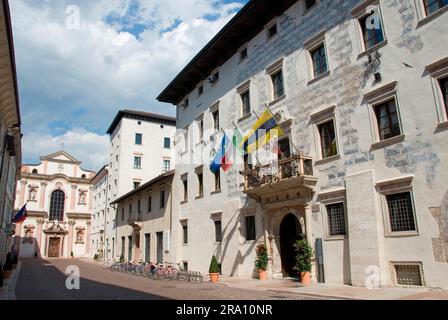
9;0;248;171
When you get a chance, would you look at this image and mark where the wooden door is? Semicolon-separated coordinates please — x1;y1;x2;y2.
48;238;60;258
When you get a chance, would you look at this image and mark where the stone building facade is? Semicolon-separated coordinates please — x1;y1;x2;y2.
0;0;22;266
102;110;176;261
90;165;109;259
14;151;95;258
112;171;175;264
157;0;448;288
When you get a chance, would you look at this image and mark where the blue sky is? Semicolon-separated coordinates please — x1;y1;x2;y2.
9;0;248;170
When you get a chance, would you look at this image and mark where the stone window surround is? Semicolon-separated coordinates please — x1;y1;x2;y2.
180;219;188;246
317;187;347;241
195;165;204;199
240;208;256;243
265;58;285;105
181;173;188;204
376;175;419;237
265;16;279;42
415;0;448;28
303;0;319;16
238;43;248;63
390;261;425;287
309;105;341;165
363;81;406;150
304;29;330;85
237;79;251;118
426;56;448;130
351;0;388;57
195;114;205;145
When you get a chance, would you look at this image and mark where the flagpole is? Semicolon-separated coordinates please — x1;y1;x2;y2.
264;104;301;156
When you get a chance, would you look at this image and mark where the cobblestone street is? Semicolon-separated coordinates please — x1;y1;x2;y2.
15;258;321;300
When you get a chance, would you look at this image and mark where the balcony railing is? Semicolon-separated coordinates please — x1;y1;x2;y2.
127;212;143;226
242;154;314;192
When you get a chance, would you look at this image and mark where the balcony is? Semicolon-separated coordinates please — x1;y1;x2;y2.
242;154;317;198
127;212;143;228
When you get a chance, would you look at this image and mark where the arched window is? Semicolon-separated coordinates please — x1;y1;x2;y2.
49;190;65;221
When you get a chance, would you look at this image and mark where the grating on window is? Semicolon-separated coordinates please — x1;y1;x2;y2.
326;203;346;236
386;192;416;232
394;264;423;286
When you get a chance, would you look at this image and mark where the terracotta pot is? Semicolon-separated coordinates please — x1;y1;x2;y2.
258;270;267;281
300;272;311;286
209;273;220;283
3;270;12;279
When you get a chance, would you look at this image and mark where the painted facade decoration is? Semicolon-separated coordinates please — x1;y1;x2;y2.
13;150;94;258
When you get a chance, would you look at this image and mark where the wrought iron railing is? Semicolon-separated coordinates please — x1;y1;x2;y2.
242;154;313;191
128;212;143;225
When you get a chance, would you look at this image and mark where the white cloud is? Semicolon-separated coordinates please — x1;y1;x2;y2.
10;0;245;170
23;129;110;171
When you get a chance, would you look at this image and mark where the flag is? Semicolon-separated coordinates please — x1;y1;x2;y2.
210;132;231;174
12;204;28;224
240;108;284;154
232;129;245;156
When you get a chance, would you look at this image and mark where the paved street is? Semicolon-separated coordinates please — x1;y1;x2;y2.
15;258;321;300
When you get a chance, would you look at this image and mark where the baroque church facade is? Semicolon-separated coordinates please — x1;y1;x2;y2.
13;151;95;258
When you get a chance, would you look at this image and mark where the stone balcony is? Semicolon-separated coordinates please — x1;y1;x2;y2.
241;154;317;198
127;212;143;228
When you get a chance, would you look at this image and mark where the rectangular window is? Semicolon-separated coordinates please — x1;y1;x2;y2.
241;90;251;117
160;190;165;208
359;11;384;50
145;234;151;263
311;43;328;77
271;70;284;100
137;200;141;213
424;0;448;16
183;262;189;271
213;110;220;131
129;204;132;214
135;133;142;145
133;182;140;190
318;120;338;159
121;237;125;257
183;225;188;244
198;119;204;142
134;156;142;169
164;137;171;149
245;216;256;241
326;203;347;236
215;220;222;243
240;48;248;60
163;160;170;172
374;99;401;141
147;196;152;212
305;0;316;10
386;192;416;232
121;208;125;221
183;131;189;152
183;179;188;201
394;264;423;286
214;170;221;192
128;236;133;261
439;77;448;117
197;173;204;197
198;85;203;96
268;24;277;39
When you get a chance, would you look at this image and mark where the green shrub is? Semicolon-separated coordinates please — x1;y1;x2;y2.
209;256;220;274
255;243;268;271
3;253;12;271
293;239;313;273
119;254;125;263
93;254;99;261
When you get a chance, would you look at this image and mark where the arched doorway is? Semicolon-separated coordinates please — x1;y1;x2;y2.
49;190;65;221
280;213;303;277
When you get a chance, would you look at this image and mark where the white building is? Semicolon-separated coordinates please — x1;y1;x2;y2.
103;110;176;260
158;0;448;288
112;170;175;264
14;151;95;258
0;0;22;266
90;165;109;259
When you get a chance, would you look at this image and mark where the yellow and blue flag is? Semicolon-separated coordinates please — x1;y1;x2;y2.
240;108;283;154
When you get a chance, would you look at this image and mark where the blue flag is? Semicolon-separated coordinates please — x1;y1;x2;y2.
210;133;231;174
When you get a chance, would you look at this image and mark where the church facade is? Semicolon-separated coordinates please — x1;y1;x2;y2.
13;151;95;258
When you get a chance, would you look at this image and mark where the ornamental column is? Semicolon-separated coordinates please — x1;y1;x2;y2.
19;179;27;207
70;185;77;211
36;218;45;255
67;220;76;256
86;221;91;255
39;182;47;210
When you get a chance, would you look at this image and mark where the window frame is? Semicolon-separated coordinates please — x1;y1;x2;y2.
377;176;419;237
244;215;256;241
214;220;223;243
133;156;142;169
164;137;171;149
310;105;340;164
426;57;448;129
163;159;171;173
135;133;143;145
214;169;221;192
160;189;166;209
373;99;402;142
318;188;347;241
271;70;285;101
304;30;330;84
266;58;285;104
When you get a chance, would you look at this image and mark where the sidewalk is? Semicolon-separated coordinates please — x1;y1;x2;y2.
0;261;22;300
218;277;448;300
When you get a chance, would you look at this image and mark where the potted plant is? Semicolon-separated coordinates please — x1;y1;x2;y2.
293;239;313;286
2;253;13;279
209;255;220;283
255;243;268;280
